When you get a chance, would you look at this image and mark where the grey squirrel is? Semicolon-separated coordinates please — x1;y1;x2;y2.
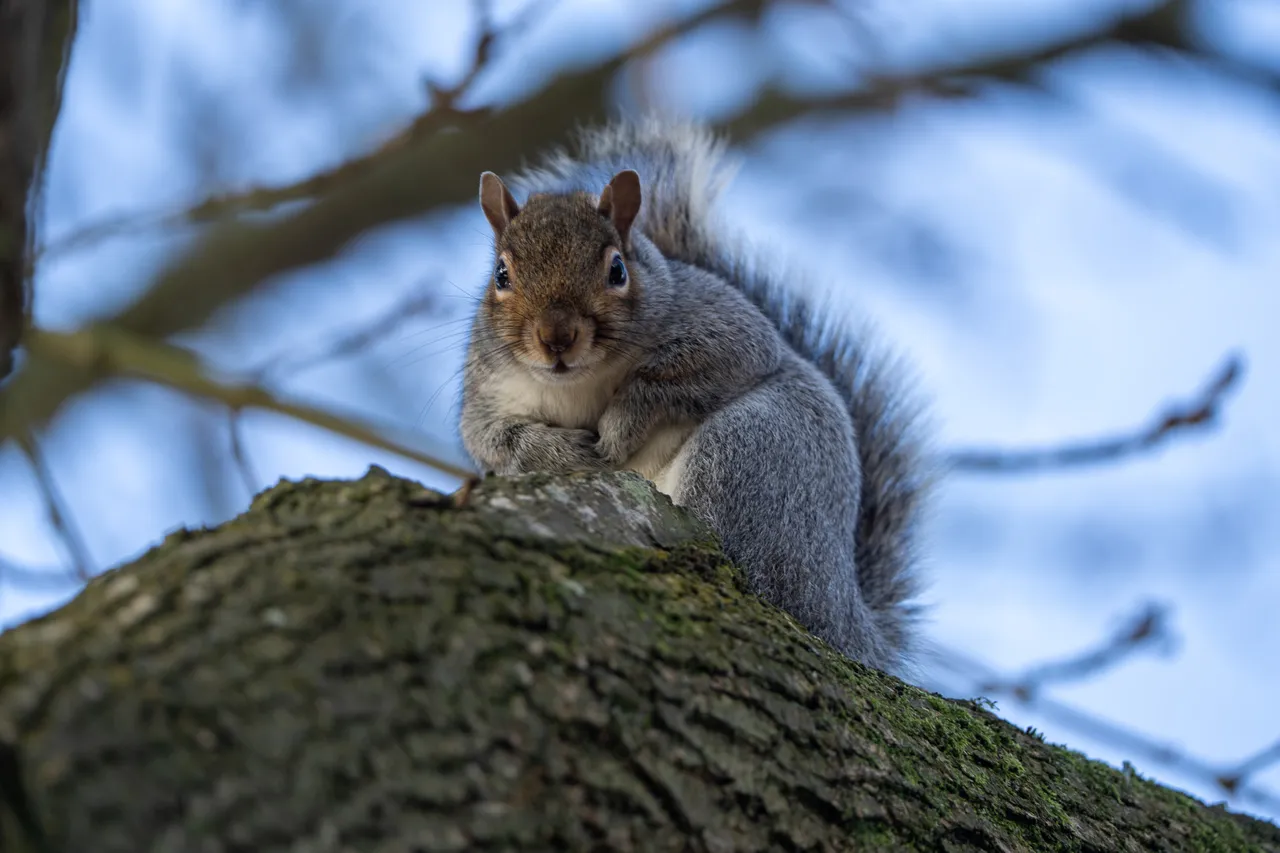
458;118;933;673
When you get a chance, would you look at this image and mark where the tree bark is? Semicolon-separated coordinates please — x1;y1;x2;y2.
0;469;1275;852
0;0;77;382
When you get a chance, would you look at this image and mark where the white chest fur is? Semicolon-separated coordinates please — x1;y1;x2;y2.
490;364;697;501
489;363;627;429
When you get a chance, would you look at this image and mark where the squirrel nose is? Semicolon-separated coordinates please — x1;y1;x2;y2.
536;306;580;357
536;324;578;355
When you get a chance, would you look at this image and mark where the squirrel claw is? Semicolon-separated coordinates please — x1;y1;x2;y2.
451;474;483;508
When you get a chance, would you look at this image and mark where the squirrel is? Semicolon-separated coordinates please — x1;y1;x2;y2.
458;118;933;673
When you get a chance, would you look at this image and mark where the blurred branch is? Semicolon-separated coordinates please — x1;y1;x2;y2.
977;602;1175;700
23;325;477;480
0;0;1261;483
1221;739;1280;797
1024;692;1280;817
34;0;545;266
261;287;441;380
37;0;767;268
26;0;1278;277
720;0;1278;141
948;353;1243;474
0;552;82;590
227;408;259;498
0;0;79;381
422;0;564;113
15;429;92;582
221;287;448;495
0;0;771;442
929;618;1280;816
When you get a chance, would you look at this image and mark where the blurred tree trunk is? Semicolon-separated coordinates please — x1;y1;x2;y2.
0;469;1276;852
0;0;77;381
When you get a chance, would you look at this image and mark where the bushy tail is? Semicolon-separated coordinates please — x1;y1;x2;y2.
514;118;935;659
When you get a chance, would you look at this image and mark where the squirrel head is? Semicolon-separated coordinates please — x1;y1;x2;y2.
476;169;643;381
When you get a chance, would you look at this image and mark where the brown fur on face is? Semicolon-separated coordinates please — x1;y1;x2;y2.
478;173;642;379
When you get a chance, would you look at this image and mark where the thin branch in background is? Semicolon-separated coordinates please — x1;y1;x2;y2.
928;630;1280;815
261;287;442;381
947;353;1244;474
977;602;1175;700
422;0;562;112
719;0;1277;142
0;553;85;591
34;0;571;269
1023;692;1280;816
227;408;259;499
1220;739;1280;796
23;325;478;481
0;1;775;444
15;431;93;582
31;0;769;271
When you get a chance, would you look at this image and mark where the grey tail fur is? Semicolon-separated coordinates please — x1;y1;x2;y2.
514;117;935;658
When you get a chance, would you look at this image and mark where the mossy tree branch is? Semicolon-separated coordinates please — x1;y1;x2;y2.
0;470;1275;851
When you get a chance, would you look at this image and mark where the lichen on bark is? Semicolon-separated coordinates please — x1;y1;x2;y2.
0;468;1275;852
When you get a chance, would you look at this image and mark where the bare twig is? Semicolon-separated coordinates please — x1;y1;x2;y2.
1219;739;1280;796
33;0;1278;270
35;0;768;269
424;0;563;112
14;430;93;582
719;0;1270;142
977;603;1175;700
948;353;1244;474
227;408;259;498
0;0;766;442
929;636;1280;815
23;325;477;481
35;0;569;268
261;287;441;380
0;553;84;590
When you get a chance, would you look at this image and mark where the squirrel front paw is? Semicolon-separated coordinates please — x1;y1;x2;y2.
516;425;608;474
594;408;641;467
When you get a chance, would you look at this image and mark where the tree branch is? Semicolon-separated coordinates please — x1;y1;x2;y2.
1220;739;1280;797
929;630;1280;816
976;602;1175;700
226;407;259;498
947;353;1243;474
0;551;82;591
0;0;78;382
718;0;1280;142
14;428;92;582
2;469;1276;849
23;325;477;480
0;0;770;443
259;286;442;381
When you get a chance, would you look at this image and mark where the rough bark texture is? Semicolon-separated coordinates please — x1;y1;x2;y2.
0;469;1275;852
0;0;77;381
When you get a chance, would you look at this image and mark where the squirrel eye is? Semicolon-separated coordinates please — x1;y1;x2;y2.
494;258;510;291
607;254;627;288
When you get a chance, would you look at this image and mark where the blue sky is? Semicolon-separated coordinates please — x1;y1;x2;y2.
3;0;1279;822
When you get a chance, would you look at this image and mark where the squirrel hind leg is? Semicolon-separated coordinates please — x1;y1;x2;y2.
668;391;895;670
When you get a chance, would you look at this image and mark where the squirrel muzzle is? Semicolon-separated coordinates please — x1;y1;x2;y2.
531;304;591;369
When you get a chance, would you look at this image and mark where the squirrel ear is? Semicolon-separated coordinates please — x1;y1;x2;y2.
479;172;520;238
598;170;641;247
